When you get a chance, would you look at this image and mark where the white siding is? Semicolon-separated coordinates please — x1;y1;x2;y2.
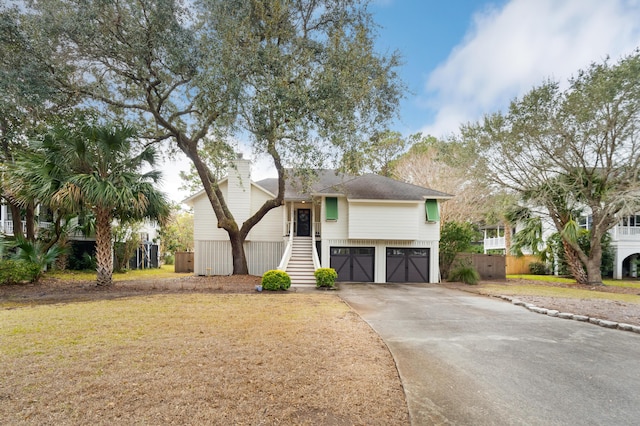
348;201;419;240
418;218;440;242
226;158;252;224
192;181;284;242
195;240;284;276
321;196;349;240
247;189;284;241
321;197;439;242
192;183;230;241
195;240;232;275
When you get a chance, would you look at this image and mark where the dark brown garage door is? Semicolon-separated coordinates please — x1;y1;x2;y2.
330;247;375;282
386;248;430;282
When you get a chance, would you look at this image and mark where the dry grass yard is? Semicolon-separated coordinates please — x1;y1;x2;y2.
0;281;409;425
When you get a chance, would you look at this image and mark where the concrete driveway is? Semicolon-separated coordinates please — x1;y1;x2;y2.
339;283;640;425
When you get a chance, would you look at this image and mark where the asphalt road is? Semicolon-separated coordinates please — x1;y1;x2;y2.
339;284;640;426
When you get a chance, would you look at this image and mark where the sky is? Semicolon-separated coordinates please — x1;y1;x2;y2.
163;0;640;203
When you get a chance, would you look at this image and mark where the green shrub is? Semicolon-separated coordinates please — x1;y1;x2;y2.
163;253;175;265
528;261;548;275
448;263;480;285
314;268;338;288
0;260;41;285
261;270;291;291
12;238;65;278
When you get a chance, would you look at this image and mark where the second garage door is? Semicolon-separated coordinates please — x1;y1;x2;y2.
330;247;375;282
386;248;430;283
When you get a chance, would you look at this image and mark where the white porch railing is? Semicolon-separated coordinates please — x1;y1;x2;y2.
284;220;296;236
611;225;640;241
484;236;506;251
2;220;53;235
311;222;321;270
277;220;295;270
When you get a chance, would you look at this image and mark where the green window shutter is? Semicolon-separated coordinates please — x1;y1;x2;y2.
326;197;338;220
425;199;440;222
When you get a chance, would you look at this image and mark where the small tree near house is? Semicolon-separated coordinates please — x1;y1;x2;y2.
439;221;480;280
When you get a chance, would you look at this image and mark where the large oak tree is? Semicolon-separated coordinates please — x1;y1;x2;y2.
0;5;79;240
21;0;402;274
460;52;640;284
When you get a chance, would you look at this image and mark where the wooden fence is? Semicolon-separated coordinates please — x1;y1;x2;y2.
453;254;541;279
175;251;194;273
455;253;506;280
506;255;540;275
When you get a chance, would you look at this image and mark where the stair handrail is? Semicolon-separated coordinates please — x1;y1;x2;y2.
311;222;321;271
277;219;295;270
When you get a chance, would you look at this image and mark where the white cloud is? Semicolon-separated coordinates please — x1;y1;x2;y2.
421;0;640;138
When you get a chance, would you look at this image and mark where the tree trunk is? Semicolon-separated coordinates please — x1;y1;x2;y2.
503;220;512;255
25;202;35;241
584;259;603;285
562;240;588;284
9;202;23;239
176;135;285;277
94;207;113;286
585;232;604;285
230;231;249;275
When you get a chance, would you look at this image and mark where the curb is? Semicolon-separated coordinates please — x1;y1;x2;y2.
496;295;640;334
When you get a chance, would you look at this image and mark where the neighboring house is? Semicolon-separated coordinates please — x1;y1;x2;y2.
582;214;640;280
119;220;162;269
183;155;452;284
482;224;509;254
483;213;640;280
0;204;52;237
0;203;95;241
0;202;161;269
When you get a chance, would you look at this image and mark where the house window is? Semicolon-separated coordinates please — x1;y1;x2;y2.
425;199;440;222
326;197;338;221
622;215;640;227
579;215;593;230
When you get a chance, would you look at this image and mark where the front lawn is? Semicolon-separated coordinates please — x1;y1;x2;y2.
0;293;408;424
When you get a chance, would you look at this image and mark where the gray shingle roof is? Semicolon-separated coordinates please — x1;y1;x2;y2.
256;170;452;201
315;173;451;200
255;169;351;201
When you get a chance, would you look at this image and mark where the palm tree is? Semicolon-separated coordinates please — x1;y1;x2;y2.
11;124;170;286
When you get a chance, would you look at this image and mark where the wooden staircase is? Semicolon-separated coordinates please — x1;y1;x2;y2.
285;237;316;286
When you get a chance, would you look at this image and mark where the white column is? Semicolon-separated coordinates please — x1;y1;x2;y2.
614;251;623;280
0;204;5;233
483;229;488;254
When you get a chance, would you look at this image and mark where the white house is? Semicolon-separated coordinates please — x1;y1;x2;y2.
591;215;640;280
483;213;640;280
183;155;452;284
